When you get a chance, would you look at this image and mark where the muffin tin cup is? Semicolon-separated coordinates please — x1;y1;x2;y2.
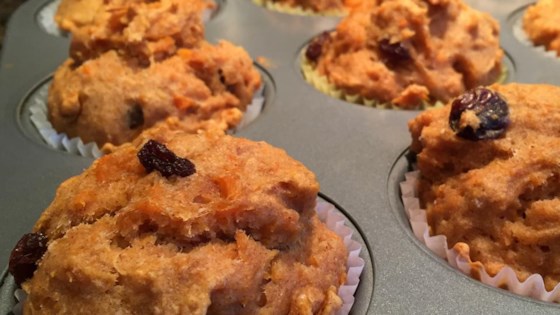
400;170;560;303
24;78;265;157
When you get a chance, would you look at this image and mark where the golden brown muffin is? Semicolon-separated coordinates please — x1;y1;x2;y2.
15;132;347;314
306;0;503;108
48;41;261;147
409;83;560;291
523;0;560;56
66;0;208;66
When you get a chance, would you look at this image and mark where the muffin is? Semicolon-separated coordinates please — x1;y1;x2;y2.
9;131;348;314
522;0;560;57
48;41;261;148
55;0;214;37
408;83;560;292
66;0;208;66
46;0;262;149
303;0;504;109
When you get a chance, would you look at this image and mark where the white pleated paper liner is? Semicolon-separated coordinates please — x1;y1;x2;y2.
513;12;560;61
13;198;365;315
316;199;365;315
37;0;66;37
27;80;265;158
28;82;103;158
37;0;216;37
400;170;560;303
252;0;346;16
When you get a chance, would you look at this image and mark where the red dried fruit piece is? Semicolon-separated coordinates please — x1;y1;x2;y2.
9;232;48;286
137;140;196;178
305;31;331;63
449;87;509;140
379;39;411;66
127;103;144;129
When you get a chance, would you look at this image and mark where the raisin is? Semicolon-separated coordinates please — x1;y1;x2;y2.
379;39;411;66
137;140;196;178
9;232;48;286
449;87;509;140
127;103;144;129
218;69;226;85
305;31;331;63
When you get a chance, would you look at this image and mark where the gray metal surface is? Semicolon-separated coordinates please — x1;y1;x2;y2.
1;0;560;313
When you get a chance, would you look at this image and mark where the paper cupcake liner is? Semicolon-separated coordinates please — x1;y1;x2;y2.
400;170;560;303
37;0;67;37
316;198;365;315
252;0;345;16
12;198;364;314
28;82;103;158
28;80;265;158
513;14;560;60
301;52;508;110
37;0;215;37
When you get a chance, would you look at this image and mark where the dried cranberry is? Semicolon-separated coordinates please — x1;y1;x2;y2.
9;232;48;286
379;39;411;66
137;140;196;178
449;87;509;140
127;103;144;129
305;31;331;63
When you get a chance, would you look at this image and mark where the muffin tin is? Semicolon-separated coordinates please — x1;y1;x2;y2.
1;0;560;313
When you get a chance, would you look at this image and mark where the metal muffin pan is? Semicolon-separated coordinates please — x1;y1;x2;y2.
1;0;560;313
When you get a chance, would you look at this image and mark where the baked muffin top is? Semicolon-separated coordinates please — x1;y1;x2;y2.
309;0;503;108
523;0;560;56
66;0;209;66
409;83;560;290
14;131;348;314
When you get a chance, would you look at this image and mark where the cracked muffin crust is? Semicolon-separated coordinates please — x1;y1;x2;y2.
306;0;503;108
409;83;560;290
20;132;348;314
523;0;560;57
